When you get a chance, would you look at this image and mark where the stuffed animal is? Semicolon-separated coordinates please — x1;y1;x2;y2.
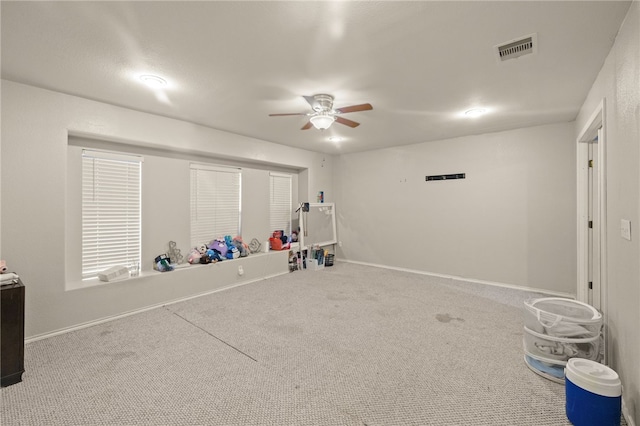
187;248;202;264
208;239;227;258
226;247;239;259
224;235;234;249
206;248;222;262
0;260;7;274
233;237;249;257
221;236;238;259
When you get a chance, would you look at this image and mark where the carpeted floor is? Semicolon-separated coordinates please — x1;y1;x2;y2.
0;262;594;425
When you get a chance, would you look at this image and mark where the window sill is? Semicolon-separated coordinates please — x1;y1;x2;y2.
65;251;285;291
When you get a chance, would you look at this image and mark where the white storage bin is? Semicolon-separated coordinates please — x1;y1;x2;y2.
523;297;602;338
523;326;600;362
311;259;325;271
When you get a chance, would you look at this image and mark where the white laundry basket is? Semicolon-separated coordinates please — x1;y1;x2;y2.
523;297;602;382
524;297;602;338
524;354;565;383
523;326;600;362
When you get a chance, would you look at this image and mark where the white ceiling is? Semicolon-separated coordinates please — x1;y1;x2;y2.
1;1;631;155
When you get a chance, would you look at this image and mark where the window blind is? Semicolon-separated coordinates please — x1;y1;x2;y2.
82;150;142;279
269;172;292;235
190;164;241;248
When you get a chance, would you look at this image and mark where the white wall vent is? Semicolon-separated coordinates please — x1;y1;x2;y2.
494;33;538;62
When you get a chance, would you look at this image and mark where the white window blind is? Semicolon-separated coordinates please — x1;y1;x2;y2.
270;172;292;235
190;164;241;248
82;150;142;279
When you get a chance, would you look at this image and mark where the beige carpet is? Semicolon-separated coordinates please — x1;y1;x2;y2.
1;262;589;425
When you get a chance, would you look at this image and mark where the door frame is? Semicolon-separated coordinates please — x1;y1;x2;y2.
576;99;608;362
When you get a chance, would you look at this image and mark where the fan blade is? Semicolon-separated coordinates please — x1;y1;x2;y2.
269;113;307;117
334;103;373;114
301;121;313;130
335;116;360;128
303;95;318;109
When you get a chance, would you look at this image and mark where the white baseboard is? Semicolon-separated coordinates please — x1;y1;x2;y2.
25;271;288;344
342;259;576;298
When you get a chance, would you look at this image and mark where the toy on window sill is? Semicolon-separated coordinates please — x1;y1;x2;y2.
194;244;216;264
225;247;239;259
233;236;249;257
154;254;174;272
187;248;201;264
222;236;239;259
269;231;291;250
196;244;209;264
208;239;227;258
206;248;222;262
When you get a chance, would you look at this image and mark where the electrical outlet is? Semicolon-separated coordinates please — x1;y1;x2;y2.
338;241;343;247
238;265;244;276
621;219;631;241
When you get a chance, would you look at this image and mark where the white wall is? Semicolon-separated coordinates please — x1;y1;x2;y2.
334;122;577;294
576;1;639;423
1;80;333;338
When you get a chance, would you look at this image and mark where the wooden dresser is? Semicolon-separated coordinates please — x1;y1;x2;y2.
1;277;25;387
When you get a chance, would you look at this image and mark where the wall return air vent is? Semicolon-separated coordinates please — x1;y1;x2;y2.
495;33;537;61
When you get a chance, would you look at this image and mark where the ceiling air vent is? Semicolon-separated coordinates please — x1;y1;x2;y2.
495;33;537;62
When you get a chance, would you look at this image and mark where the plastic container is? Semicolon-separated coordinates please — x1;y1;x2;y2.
524;298;602;338
269;237;281;250
311;257;325;271
565;358;621;426
523;326;600;363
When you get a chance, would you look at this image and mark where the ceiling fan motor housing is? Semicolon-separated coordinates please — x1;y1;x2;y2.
312;94;334;112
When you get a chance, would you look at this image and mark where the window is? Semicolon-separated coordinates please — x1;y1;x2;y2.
190;164;241;248
82;150;142;279
269;172;292;235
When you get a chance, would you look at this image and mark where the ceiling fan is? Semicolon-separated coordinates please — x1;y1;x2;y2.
269;94;373;130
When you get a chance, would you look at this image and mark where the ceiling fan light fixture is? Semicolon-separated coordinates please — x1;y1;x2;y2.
310;114;335;130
